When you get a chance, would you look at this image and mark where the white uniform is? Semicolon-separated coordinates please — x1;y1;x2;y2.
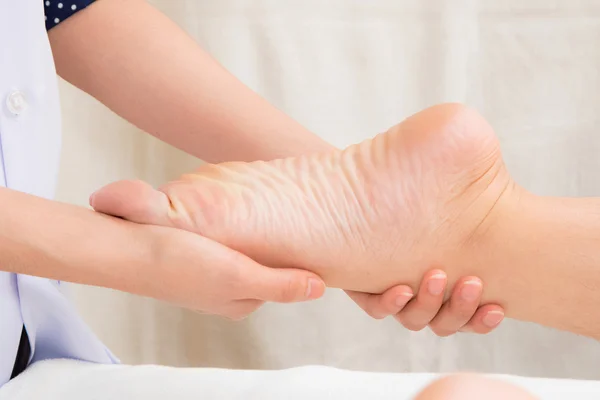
0;0;115;388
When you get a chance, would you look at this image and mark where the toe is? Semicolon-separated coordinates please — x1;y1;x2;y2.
91;180;172;226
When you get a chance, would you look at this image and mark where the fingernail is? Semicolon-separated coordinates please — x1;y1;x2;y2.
427;274;446;296
395;292;414;307
306;278;322;299
483;311;504;328
89;192;96;207
460;280;482;301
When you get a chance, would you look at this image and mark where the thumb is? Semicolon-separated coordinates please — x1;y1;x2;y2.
90;180;173;226
244;266;326;303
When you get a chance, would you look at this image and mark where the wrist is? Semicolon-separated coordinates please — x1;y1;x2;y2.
120;224;178;299
139;225;206;306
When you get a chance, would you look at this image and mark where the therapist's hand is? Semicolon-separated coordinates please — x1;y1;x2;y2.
347;272;505;335
143;225;326;320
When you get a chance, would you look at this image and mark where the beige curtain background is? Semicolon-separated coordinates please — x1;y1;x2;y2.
55;0;600;379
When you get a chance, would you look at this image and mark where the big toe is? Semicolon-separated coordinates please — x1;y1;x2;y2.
91;180;172;226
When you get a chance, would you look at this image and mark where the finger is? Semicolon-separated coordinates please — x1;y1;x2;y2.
90;180;173;226
429;277;483;337
241;263;326;303
346;286;414;320
395;270;447;331
460;304;505;334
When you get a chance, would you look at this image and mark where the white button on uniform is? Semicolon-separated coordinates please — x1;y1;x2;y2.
6;91;27;116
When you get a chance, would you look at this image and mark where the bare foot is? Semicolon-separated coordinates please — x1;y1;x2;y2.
92;104;512;294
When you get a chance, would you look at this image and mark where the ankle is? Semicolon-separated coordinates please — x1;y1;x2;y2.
459;180;528;308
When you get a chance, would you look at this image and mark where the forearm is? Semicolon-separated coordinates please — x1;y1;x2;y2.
0;187;154;294
48;0;334;163
473;186;600;338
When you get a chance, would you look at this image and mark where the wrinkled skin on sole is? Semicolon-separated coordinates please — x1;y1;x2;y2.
96;104;511;294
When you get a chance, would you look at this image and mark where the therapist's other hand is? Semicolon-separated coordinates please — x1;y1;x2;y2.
139;226;325;320
347;271;504;335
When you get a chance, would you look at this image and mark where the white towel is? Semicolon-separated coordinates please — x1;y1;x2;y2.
2;359;600;400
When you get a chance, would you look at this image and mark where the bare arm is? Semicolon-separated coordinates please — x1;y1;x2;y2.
0;186;323;315
47;0;334;163
0;187;154;293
